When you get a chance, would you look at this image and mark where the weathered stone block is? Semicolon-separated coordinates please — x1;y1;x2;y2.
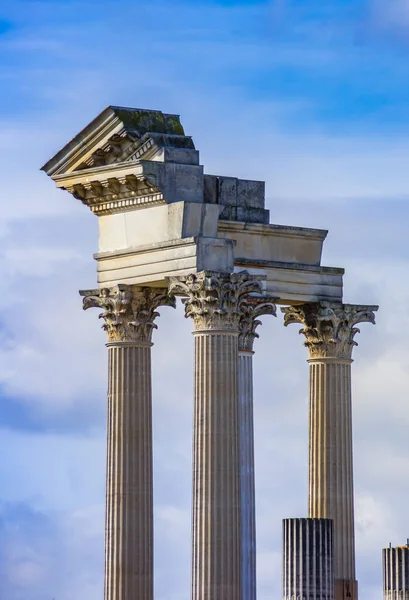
203;174;218;204
237;179;265;209
218;176;238;206
159;147;200;165
141;161;204;204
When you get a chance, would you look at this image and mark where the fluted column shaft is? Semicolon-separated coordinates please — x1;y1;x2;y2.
237;294;276;600
282;302;378;600
238;350;256;600
308;359;355;588
81;285;175;600
168;271;272;600
193;329;241;600
105;341;153;600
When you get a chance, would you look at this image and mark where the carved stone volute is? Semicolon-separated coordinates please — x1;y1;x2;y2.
238;295;277;352
168;271;266;332
81;284;176;343
282;302;378;360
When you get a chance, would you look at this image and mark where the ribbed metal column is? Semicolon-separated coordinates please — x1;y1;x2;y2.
105;342;153;600
383;544;409;600
283;518;334;600
238;350;256;600
192;330;241;600
308;358;356;597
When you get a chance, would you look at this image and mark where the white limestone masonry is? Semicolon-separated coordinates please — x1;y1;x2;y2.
42;105;345;304
283;303;378;600
192;330;241;600
308;359;355;585
237;295;276;600
238;351;256;600
81;284;175;600
41;106;379;600
168;272;269;600
105;342;153;600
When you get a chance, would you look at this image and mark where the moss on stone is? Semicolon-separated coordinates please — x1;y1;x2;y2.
111;107;185;137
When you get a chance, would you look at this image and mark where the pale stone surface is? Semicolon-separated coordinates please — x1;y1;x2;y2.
94;238;344;302
168;272;268;600
104;343;153;600
42;106;191;176
41;105;344;304
237;296;276;600
81;285;175;600
308;361;355;583
40;106;380;600
282;303;378;600
98;202;221;253
218;221;327;266
282;302;378;359
238;295;277;353
259;262;343;303
95;237;236;287
238;351;256;600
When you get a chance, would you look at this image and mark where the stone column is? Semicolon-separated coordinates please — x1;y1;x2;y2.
237;296;277;600
282;302;378;600
81;284;175;600
168;271;264;600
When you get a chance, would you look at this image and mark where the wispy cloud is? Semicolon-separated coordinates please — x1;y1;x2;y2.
0;0;407;598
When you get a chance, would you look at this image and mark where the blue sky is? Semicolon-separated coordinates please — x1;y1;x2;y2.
0;0;409;599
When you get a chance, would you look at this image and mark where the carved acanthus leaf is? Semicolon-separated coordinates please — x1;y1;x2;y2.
168;271;266;331
238;295;277;352
81;284;176;343
282;302;378;359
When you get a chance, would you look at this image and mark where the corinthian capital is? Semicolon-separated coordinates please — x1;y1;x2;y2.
80;284;176;343
168;271;265;332
282;302;378;360
238;295;277;352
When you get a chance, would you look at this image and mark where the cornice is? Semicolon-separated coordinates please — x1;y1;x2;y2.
41;110;123;176
234;257;345;275
218;220;328;240
61;173;163;215
53;161;144;185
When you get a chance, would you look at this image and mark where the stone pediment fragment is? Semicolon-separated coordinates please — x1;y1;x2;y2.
41;104;345;302
41;106;200;214
41;106;195;177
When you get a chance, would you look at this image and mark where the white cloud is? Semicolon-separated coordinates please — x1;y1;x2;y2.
0;2;408;597
0;501;104;600
371;0;409;28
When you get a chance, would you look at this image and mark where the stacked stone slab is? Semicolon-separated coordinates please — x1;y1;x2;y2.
41;106;378;600
383;542;409;600
283;518;334;600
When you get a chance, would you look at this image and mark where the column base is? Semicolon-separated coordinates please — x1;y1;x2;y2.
335;579;358;600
